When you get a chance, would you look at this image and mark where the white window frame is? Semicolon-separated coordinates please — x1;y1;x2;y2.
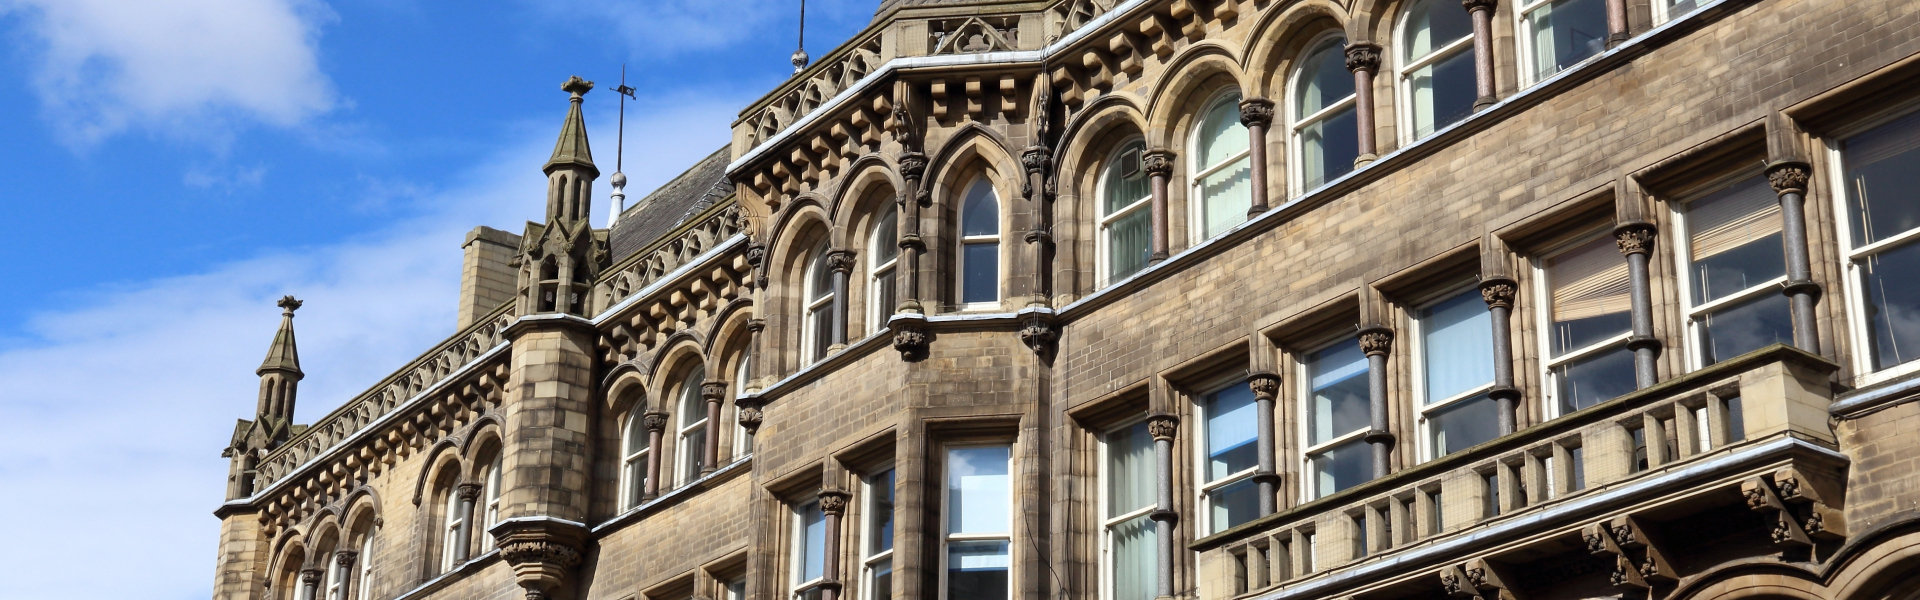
804;245;836;364
870;206;900;332
938;442;1015;600
734;355;754;458
676;368;710;486
1289;33;1358;195
356;534;375;600
324;552;344;600
1395;0;1476;145
1411;284;1498;463
1187;90;1252;246
1193;376;1258;535
1827;106;1920;386
792;497;826;600
1514;0;1607;86
861;465;897;600
1297;335;1369;501
1098;417;1155;600
440;489;463;573
1531;228;1634;419
1650;0;1698;26
1669;171;1790;373
620;411;650;510
1097;139;1152;288
958;178;1004;310
481;454;502;552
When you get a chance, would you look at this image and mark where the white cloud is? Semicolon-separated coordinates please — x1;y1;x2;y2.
0;92;740;600
1;0;338;145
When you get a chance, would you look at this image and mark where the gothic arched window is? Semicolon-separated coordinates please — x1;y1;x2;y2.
676;365;710;485
1100;140;1151;285
870;206;899;331
958;178;1001;308
1293;36;1359;191
805;245;835;362
1190;91;1252;241
1399;0;1477;139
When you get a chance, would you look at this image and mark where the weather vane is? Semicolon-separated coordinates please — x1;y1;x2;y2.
608;65;638;225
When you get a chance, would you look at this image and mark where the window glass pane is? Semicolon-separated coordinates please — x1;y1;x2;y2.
625;414;649;455
812;307;834;360
1428;393;1499;456
683;429;707;478
1197;95;1249;168
1105;142;1150;214
1200;157;1252;239
870;469;896;554
1299;107;1358;191
948;446;1011;535
1407;49;1476;138
962;243;999;304
1421;291;1494;403
1307;340;1369;445
1664;0;1698;20
875;209;899;264
962;179;1000;237
1310;437;1371;498
1404;0;1473;62
1861;241;1920;370
1207;477;1261;533
1546;235;1631;355
812;250;834;299
1108;207;1151;282
947;541;1010;600
681;367;708;418
1842;110;1920;248
1298;40;1355;116
1725;397;1746;442
1111;514;1157;600
870;559;894;600
1553;345;1634;413
1205;384;1259;481
1106;420;1156;517
1568;445;1586;490
1699;293;1792;365
875;270;897;320
1688;177;1784;304
1526;0;1608;81
800;501;827;581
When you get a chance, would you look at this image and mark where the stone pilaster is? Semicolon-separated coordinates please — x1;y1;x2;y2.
1144;150;1175;264
1344;43;1383;164
1464;0;1498;110
1239;98;1275;215
497;313;598;599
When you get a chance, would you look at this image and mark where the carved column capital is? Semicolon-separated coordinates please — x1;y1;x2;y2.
1359;326;1394;357
1462;0;1497;12
898;152;929;182
1766;160;1813;196
642;411;671;432
1020;145;1053;176
819;490;852;515
701;380;728;402
745;241;767;270
456;482;484;501
1143;150;1176;177
1147;414;1179;442
1480;276;1518;310
333;550;359;568
1344;42;1384;73
1613;221;1658;256
300;569;324;585
1238;97;1276;128
1248;372;1282;401
826;249;857;274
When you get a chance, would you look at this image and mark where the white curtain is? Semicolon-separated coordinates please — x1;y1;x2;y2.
1421;291;1494;403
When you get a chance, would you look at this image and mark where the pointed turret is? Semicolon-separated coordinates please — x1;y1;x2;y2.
223;296;306;500
257;295;302;378
517;76;611;316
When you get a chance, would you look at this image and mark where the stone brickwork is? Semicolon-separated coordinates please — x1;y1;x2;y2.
462;226;523;330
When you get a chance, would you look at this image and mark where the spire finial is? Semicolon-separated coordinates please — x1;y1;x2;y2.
277;295;302;317
792;0;809;74
563;75;594;102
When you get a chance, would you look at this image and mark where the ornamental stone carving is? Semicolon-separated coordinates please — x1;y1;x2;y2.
456;482;483;501
1766;160;1813;195
501;540;583;570
1480;277;1518;310
1147;414;1179;441
826;249;857;274
892;318;930;361
1613;222;1658;256
1345;43;1383;73
642;411;670;432
1239;98;1276;128
1018;312;1057;355
1462;0;1497;11
747;318;766;334
1143;150;1175;177
898;152;928;182
701;380;727;402
333;550;358;567
301;569;323;585
819;491;851;515
735;398;765;433
1360;327;1394;357
1248;372;1281;401
1021;146;1052;175
745;241;766;271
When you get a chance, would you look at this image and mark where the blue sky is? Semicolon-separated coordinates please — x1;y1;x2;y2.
0;0;870;597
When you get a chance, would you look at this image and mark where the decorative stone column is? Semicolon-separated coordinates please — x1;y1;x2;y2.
1464;0;1498;110
744;318;766;393
1614;222;1662;388
826;249;856;351
1360;326;1395;479
1605;0;1630;46
1767;160;1823;353
495;518;589;600
1481;258;1520;436
642;411;669;500
1248;372;1283;516
1345;42;1383;164
331;551;358;600
453;483;482;563
893;151;931;361
1146;414;1180;600
1144;150;1175;265
298;568;322;600
701;380;726;475
1022;144;1054;309
1239;98;1276;216
819;490;852;600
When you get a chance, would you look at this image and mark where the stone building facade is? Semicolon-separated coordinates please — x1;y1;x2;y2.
211;2;1920;600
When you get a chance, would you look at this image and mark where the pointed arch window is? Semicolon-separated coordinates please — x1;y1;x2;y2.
959;178;1001;308
676;366;710;485
1293;36;1360;192
356;533;375;600
1100;141;1152;285
439;488;463;572
871;206;900;331
806;245;836;363
1399;0;1477;139
1190;92;1253;241
620;410;650;510
734;355;754;456
481;454;502;552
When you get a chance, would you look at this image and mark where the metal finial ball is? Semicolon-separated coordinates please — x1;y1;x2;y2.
611;172;627;187
791;49;809;72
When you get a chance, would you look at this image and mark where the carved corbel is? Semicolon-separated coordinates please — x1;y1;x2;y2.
1018;309;1057;356
1463;558;1521;600
1584;521;1647;590
735;395;765;435
1774;465;1848;541
891;313;930;361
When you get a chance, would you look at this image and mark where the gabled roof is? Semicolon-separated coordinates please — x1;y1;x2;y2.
608;146;734;261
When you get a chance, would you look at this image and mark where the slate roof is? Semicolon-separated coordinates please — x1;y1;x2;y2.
607;146;734;262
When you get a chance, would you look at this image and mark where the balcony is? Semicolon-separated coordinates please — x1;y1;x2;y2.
1194;344;1847;600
